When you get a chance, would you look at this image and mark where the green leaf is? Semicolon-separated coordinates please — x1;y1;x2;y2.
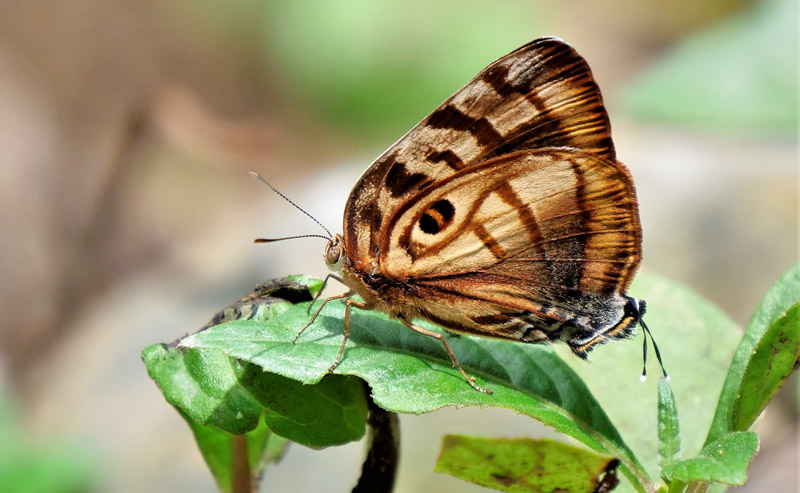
142;278;323;434
143;277;368;490
657;379;681;474
435;435;619;493
143;344;263;435
180;293;653;492
662;432;758;486
706;262;800;445
142;276;366;447
243;370;369;448
732;302;800;431
143;341;367;447
143;343;303;491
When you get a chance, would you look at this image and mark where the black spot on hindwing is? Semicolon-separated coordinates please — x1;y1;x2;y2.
432;199;455;221
419;199;455;235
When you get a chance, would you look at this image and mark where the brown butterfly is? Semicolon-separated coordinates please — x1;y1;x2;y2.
256;37;663;393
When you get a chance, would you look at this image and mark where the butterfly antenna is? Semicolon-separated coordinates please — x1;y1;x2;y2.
254;234;332;243
640;327;649;382
249;172;333;239
640;317;669;380
628;296;668;382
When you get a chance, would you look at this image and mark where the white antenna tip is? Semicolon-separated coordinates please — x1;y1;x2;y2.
639;374;647;382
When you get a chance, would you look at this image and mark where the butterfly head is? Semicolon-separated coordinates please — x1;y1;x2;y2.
324;234;346;273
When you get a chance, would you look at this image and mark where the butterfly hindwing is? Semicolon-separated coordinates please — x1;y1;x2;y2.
368;148;639;343
381;148;640;294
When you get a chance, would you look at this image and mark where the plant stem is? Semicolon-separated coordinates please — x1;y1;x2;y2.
685;482;708;493
232;434;252;493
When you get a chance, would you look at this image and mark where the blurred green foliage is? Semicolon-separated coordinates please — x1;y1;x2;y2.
261;0;547;142
0;399;95;493
624;0;798;134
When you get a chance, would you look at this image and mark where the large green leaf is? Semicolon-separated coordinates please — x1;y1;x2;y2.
434;435;619;493
179;284;652;491
143;344;366;482
143;341;367;486
144;277;322;435
148;272;747;492
143;276;370;490
706;263;800;445
143;277;367;443
662;432;758;486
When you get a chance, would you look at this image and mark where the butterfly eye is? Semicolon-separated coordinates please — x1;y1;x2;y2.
419;199;455;235
324;239;344;271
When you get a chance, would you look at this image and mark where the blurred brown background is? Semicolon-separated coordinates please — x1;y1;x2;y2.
0;0;796;491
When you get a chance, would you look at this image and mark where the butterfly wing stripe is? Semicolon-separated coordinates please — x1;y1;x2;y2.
563;156;589;290
412;271;586;313
503;258;632;264
473;223;506;259
415;270;579;292
504;39;614;159
427;105;505;150
493;181;548;246
426;149;466;171
385;157;435;199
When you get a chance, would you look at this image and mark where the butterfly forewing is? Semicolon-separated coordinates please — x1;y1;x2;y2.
344;37;617;268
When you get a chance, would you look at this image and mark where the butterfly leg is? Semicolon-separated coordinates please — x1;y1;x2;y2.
328;298;373;372
294;291;354;344
398;316;493;394
307;274;344;314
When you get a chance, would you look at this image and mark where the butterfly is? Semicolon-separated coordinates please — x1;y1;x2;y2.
256;37;664;393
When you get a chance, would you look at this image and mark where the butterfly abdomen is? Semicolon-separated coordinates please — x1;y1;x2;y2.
566;296;642;357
